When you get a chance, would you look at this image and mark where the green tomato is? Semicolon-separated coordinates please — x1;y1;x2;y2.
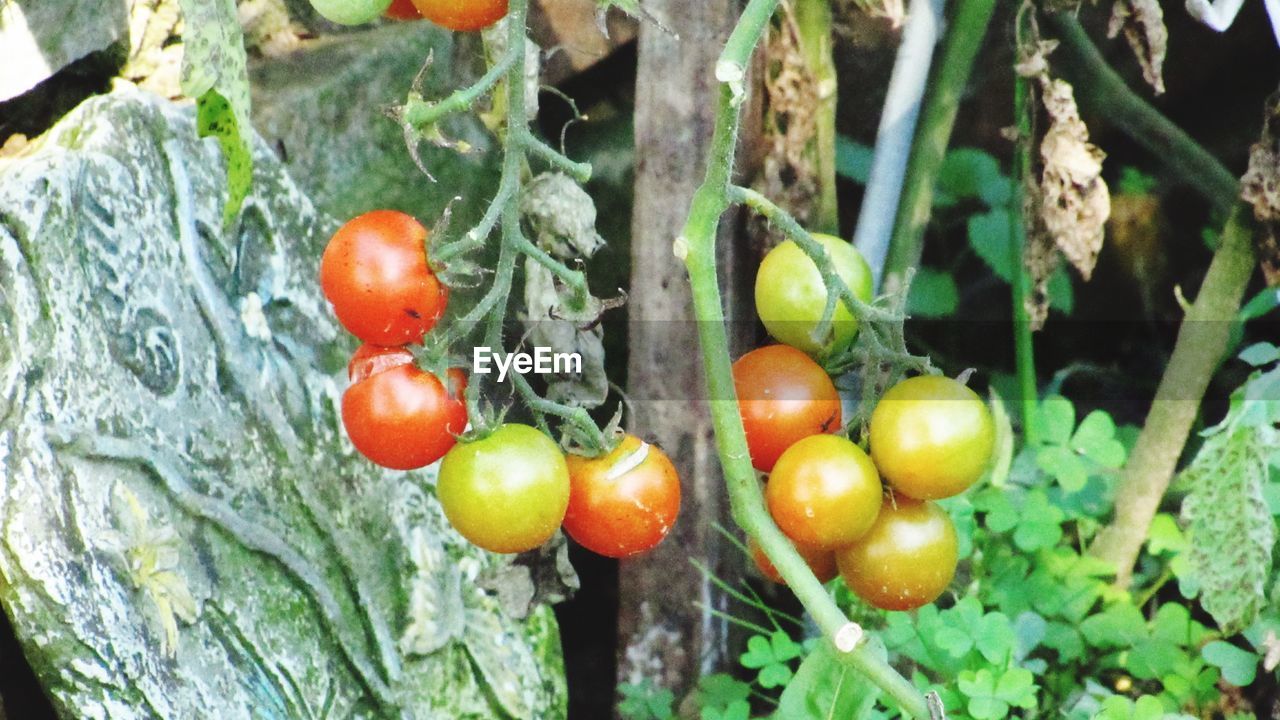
754;233;874;356
309;0;393;25
437;424;569;554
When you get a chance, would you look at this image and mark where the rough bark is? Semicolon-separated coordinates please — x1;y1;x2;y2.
621;0;758;706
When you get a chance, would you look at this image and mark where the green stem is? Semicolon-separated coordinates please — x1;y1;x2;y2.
678;1;930;715
1091;207;1256;587
794;0;839;233
402;46;519;129
1010;29;1040;444
881;0;998;295
1049;14;1238;215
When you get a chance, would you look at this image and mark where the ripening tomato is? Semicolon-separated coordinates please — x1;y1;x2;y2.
437;424;569;554
869;375;995;500
749;537;838;585
766;434;882;549
733;345;842;472
347;344;414;383
310;0;393;25
563;435;681;558
410;0;508;31
341;355;467;470
384;0;421;19
321;210;448;346
836;498;958;611
755;234;874;356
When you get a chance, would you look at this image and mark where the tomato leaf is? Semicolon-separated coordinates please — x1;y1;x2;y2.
968;208;1015;282
1201;641;1259;687
1179;403;1276;634
177;0;253;228
775;639;883;720
907;267;959;317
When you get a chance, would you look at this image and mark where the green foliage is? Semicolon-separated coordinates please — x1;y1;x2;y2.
177;0;253;226
1031;396;1127;492
1177;345;1280;634
776;640;884;720
740;630;805;688
619;679;676;720
907;267;960;317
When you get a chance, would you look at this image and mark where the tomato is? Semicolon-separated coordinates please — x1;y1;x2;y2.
733;345;842;472
310;0;393;25
836;498;958;611
347;344;414;383
869;375;995;500
410;0;508;31
749;538;838;585
321;210;448;346
384;0;421;19
563;435;681;558
437;424;569;553
765;435;882;549
755;233;874;356
342;356;467;470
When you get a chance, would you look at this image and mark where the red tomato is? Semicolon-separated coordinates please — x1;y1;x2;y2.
733;345;842;472
320;210;448;346
766;434;883;549
749;537;838;585
341;358;467;470
564;435;681;558
384;0;421;19
410;0;507;31
836;498;958;611
347;344;414;383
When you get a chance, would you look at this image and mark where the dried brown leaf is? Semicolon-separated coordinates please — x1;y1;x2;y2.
1241;91;1280;285
1039;78;1111;282
754;2;823;244
1108;0;1168;95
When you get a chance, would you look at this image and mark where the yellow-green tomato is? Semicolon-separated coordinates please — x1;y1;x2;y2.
437;424;569;554
869;376;995;500
836;498;958;611
310;0;393;25
754;234;874;356
765;434;883;550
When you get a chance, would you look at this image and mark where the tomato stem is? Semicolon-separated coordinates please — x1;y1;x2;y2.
679;0;931;715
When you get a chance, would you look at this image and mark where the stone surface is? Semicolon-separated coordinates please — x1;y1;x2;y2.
0;88;568;719
0;0;129;101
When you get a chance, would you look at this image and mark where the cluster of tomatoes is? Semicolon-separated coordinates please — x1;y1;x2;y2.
309;0;508;30
320;211;681;558
738;234;995;611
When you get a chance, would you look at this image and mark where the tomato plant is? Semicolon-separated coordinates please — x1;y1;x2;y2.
308;0;393;25
749;538;838;585
733;345;842;472
341;355;467;470
437;424;570;554
409;0;508;31
320;210;449;347
835;497;958;611
765;434;882;550
869;375;995;500
563;435;681;558
755;233;874;356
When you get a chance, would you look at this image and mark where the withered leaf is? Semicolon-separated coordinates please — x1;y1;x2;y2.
1241;91;1280;285
1039;78;1111;282
1108;0;1168;95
